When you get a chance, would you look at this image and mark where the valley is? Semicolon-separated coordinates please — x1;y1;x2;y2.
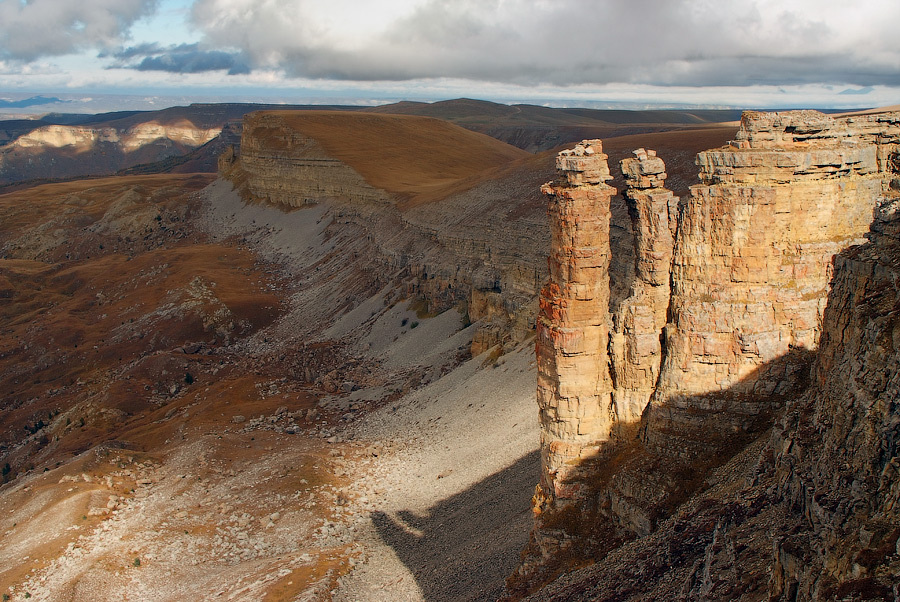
0;100;897;601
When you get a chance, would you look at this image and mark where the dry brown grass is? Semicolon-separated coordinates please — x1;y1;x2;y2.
259;111;530;207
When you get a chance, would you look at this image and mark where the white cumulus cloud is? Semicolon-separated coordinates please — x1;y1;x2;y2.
0;0;159;62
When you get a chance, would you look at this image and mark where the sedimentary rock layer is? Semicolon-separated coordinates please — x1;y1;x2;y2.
535;140;615;501
225;110;551;355
523;188;900;602
610;149;677;427
770;195;900;599
646;109;900;458
531;110;900;572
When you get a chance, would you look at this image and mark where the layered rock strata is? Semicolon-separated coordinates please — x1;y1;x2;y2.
770;196;900;599
225;111;552;356
237;112;392;208
535;140;616;500
530;110;900;581
523;193;900;602
610;149;677;427
646;109;900;458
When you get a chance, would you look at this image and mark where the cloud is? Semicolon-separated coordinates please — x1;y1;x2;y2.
0;0;158;62
105;42;250;75
186;0;900;87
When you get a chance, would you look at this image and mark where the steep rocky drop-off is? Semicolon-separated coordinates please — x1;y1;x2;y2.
0;106;741;601
523;193;900;602
520;109;900;597
225;110;549;356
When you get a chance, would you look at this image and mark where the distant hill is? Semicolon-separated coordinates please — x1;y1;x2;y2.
0;103;365;189
365;98;744;152
0;95;68;109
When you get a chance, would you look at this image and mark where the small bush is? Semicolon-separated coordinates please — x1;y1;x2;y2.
410;321;419;329
133;558;141;567
184;372;194;385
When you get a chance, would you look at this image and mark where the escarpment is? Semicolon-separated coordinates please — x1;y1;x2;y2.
0;121;222;186
523;109;900;594
649;110;897;458
522;197;900;601
223;110;547;354
768;196;900;600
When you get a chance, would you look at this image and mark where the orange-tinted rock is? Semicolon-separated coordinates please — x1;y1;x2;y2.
536;140;615;502
532;110;900;563
645;110;900;458
610;149;677;427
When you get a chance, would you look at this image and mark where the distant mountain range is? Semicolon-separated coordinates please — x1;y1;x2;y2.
0;95;69;109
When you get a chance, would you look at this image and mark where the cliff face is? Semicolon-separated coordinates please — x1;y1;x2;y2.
235;112;394;208
522;199;900;600
0;121;222;185
525;110;900;591
649;110;898;459
770;196;900;599
225;110;549;355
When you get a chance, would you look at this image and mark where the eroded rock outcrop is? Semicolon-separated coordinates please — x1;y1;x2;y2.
535;140;615;501
770;196;900;599
236;112;394;208
526;110;900;594
610;149;677;428
648;110;898;460
522;191;900;602
224;110;550;357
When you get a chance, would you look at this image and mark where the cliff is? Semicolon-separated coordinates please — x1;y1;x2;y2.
224;110;546;354
0;120;222;185
770;196;900;599
522;109;900;594
523;193;900;602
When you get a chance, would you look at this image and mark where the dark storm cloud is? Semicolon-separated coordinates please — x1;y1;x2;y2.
0;0;158;61
188;0;900;88
105;43;250;75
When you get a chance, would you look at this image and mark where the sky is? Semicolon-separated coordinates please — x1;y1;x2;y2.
0;0;899;111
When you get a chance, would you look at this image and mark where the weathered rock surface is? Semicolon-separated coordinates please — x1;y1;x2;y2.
769;195;900;599
523;110;900;596
523;117;900;601
610;148;677;428
535;140;615;502
227;110;550;356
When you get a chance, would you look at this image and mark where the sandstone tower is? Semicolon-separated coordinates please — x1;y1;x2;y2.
534;109;900;531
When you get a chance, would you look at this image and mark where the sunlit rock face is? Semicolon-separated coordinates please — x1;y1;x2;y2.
610;148;677;430
529;111;900;578
535;140;616;501
647;110;900;458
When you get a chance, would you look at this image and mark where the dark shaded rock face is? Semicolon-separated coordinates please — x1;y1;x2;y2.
769;196;900;600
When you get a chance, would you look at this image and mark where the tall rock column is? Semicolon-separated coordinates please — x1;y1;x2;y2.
610;149;677;428
535;140;615;505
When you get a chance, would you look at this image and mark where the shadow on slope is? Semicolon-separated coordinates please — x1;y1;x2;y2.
512;346;817;600
372;450;541;602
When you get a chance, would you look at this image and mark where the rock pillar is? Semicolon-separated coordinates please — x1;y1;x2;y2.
535;140;615;505
610;149;677;427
